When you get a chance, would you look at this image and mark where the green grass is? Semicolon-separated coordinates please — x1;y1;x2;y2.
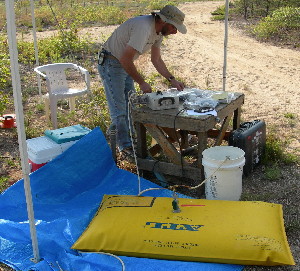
284;112;297;119
0;176;9;191
263;164;282;180
263;129;299;165
241;192;276;202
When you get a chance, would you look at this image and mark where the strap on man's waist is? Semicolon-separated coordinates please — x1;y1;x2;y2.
101;49;118;60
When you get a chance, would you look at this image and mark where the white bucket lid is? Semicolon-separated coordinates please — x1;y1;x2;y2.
202;146;245;161
202;146;245;169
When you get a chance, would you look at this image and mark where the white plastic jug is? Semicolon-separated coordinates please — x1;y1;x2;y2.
202;146;245;201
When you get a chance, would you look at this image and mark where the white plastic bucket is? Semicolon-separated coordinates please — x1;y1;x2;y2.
202;146;245;201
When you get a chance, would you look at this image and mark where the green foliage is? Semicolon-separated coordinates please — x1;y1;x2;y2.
263;131;299;165
284;112;296;119
57;110;77;127
35;102;45;113
34;6;57;29
25;125;42;139
233;0;300;19
0;35;11;89
211;2;238;21
0;0;212;32
264;164;282;180
0;91;12;116
56;5;127;27
91;6;127;25
5;158;18;167
211;5;226;20
9;1;128;31
17;27;96;65
283;112;297;128
145;1;176;10
77;88;110;131
251;7;300;40
0;175;9;192
17;41;36;64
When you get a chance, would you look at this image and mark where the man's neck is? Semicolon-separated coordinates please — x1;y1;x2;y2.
155;18;164;35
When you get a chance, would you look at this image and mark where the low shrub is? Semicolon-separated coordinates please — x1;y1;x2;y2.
251;6;300;40
17;27;96;65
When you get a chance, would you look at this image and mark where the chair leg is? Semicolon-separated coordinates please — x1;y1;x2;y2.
43;94;50;121
50;97;58;129
69;97;76;111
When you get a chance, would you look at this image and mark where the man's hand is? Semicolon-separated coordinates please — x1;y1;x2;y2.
140;82;152;93
170;78;185;91
151;47;185;91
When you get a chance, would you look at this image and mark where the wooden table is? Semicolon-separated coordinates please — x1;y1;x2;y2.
131;92;244;183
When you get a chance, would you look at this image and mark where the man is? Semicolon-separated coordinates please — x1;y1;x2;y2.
98;5;187;156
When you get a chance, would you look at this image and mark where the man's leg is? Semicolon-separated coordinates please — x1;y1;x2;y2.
124;74;135;134
98;58;132;151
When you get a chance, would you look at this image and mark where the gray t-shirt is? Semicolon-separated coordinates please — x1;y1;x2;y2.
103;15;163;60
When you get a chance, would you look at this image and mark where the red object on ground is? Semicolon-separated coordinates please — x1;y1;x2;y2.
0;114;17;128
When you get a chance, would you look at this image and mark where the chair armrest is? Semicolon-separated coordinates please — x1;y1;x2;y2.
34;67;47;79
75;65;91;91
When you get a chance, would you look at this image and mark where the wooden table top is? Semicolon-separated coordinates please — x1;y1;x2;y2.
131;92;244;132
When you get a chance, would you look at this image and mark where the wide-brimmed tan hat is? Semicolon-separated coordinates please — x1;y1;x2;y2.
152;5;187;34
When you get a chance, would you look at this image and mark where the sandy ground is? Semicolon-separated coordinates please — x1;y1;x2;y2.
19;1;299;150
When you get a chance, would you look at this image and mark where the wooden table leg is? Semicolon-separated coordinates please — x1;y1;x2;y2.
144;123;188;166
179;130;189;149
233;106;242;130
197;131;207;182
135;123;147;158
215;115;232;146
149;129;189;155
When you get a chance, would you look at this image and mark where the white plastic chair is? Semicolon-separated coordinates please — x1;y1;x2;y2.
34;63;91;129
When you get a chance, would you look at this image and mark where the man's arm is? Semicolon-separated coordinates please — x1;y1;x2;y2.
119;45;152;93
151;46;184;90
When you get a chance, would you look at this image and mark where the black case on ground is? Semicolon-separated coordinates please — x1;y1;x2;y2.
229;120;266;176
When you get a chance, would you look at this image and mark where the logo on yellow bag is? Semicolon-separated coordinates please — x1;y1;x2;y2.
146;222;204;231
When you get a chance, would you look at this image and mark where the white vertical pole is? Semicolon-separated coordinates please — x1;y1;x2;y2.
5;0;40;263
223;0;230;92
30;0;42;98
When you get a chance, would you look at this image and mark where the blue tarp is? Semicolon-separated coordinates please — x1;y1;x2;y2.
0;127;243;271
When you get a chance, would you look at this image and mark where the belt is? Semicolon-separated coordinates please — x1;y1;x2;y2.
105;54;118;60
101;49;118;60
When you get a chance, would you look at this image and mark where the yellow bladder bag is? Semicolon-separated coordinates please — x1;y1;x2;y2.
72;195;295;266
